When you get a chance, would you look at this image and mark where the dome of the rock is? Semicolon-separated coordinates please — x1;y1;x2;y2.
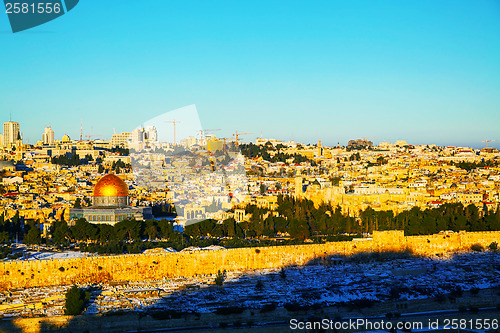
94;174;128;197
70;174;152;224
93;174;129;207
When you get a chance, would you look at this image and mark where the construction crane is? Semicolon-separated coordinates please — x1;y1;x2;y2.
197;129;221;146
220;137;235;153
164;120;181;145
482;139;497;148
232;131;253;146
84;134;102;144
84;129;101;142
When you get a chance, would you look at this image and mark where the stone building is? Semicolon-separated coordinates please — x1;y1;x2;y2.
70;173;152;225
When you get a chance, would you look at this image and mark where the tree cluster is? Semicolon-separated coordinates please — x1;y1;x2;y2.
2;197;500;254
51;154;83;166
452;160;499;171
110;147;129;156
240;143;317;166
0;212;24;243
186;196;500;240
52;218;177;243
111;160;130;174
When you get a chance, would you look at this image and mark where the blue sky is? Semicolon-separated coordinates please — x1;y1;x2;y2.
0;0;499;147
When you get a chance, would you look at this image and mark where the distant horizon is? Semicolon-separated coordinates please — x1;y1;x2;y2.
2;117;497;151
1;1;499;149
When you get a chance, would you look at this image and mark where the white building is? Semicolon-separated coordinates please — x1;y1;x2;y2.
145;126;157;142
3;121;20;147
111;131;132;148
131;128;144;143
42;126;55;145
128;128;145;151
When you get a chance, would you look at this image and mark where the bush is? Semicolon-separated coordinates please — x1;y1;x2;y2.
489;242;498;251
215;270;226;286
470;243;484;252
64;285;89;315
279;268;286;280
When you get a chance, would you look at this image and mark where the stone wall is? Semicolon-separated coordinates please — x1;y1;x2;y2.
1;230;499;290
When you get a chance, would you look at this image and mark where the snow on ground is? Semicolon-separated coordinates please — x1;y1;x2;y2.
26;251;91;260
1;251;499;318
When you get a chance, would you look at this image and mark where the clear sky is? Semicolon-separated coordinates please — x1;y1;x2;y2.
0;0;499;148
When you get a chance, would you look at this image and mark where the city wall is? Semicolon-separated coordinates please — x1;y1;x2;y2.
1;230;499;290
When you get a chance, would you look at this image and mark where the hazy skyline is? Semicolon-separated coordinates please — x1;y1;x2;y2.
1;1;499;148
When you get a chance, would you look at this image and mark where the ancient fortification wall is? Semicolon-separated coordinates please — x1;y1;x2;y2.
1;230;499;290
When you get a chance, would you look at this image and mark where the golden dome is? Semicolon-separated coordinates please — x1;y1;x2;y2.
93;174;129;197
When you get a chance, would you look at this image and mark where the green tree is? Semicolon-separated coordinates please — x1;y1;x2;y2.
145;220;158;241
288;218;310;240
51;221;70;245
465;204;481;231
70;219;98;242
73;198;82;208
64;285;89;315
215;270;226;286
25;224;41;245
115;219;141;242
0;231;9;243
157;219;175;240
222;218;236;237
97;224;115;244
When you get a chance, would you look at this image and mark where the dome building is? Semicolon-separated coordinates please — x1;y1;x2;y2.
70;173;152;225
93;174;130;207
